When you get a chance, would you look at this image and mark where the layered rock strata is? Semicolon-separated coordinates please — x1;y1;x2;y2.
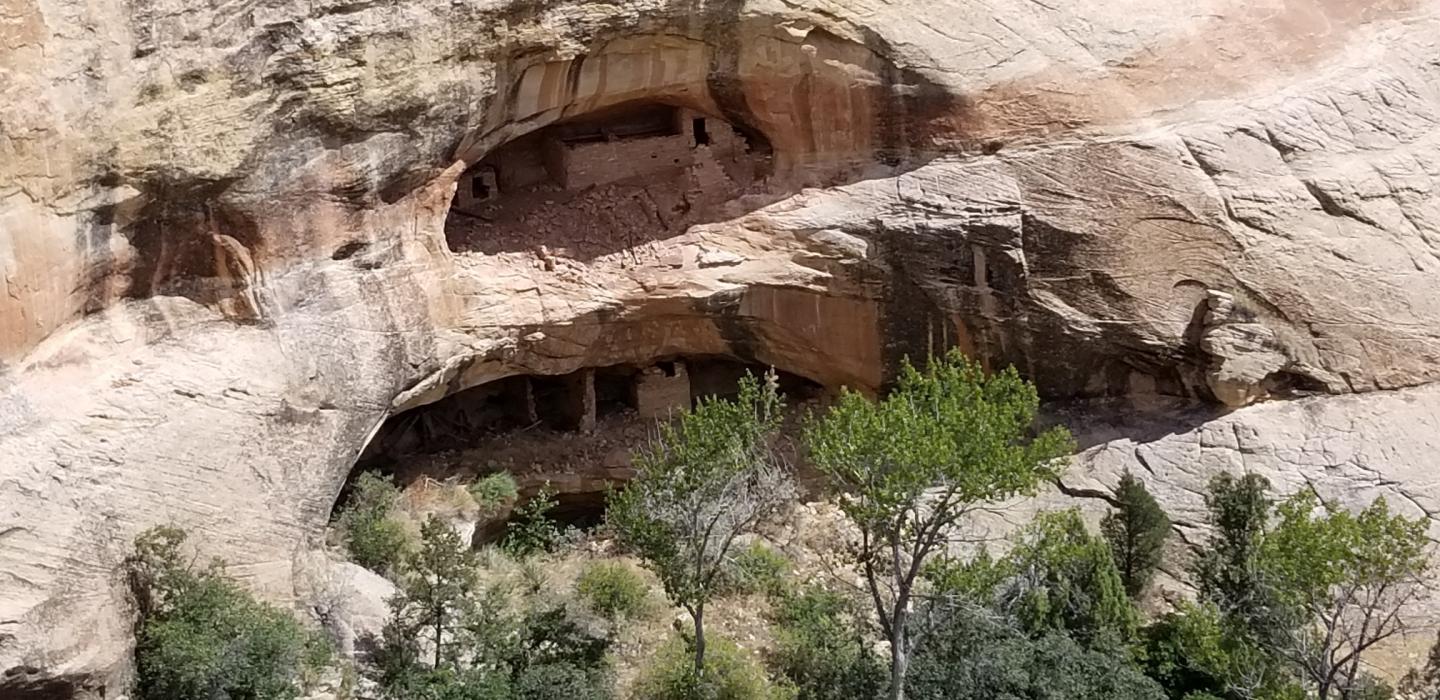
3;0;1440;694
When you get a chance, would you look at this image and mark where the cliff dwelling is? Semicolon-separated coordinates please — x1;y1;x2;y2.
348;357;821;537
444;102;774;258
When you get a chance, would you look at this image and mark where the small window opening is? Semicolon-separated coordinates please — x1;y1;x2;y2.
693;118;711;146
471;176;491;200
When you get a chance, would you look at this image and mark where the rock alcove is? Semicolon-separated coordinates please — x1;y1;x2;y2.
444;101;775;259
343;356;823;542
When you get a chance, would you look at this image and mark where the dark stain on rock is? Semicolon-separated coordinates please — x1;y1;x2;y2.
696;288;763;365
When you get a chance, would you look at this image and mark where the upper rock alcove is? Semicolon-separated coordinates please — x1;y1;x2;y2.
444;101;774;259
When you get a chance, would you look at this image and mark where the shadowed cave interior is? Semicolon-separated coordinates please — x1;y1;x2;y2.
343;357;823;539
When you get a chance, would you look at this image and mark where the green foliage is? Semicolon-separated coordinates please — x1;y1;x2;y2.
335;471;411;574
924;548;1015;606
1256;492;1429;699
575;561;650;621
375;521;613;700
470;472;519;516
128;526;331;700
1138;602;1295;700
388;517;482;670
769;586;887;700
634;634;793;700
906;604;1165;700
503;486;564;558
804;350;1073;695
607;372;794;674
1102;472;1171;599
721;541;792;597
1260;492;1428;618
1003;509;1137;645
1160;476;1430;700
514;661;612;700
806;352;1072;534
1193;473;1274;629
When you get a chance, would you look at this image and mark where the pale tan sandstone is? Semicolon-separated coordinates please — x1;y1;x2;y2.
3;0;1440;694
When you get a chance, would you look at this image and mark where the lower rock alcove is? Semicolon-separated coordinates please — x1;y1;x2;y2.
340;356;824;546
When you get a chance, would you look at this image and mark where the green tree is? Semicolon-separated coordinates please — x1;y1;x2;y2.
575;561;650;621
804;351;1073;700
1001;509;1137;646
770;585;887;700
1102;472;1171;599
634;634;789;700
128;526;330;700
607;372;794;681
503;485;564;558
1194;473;1274;631
1257;492;1429;700
335;471;411;574
1139;602;1296;700
390;517;481;669
374;522;613;700
906;603;1165;700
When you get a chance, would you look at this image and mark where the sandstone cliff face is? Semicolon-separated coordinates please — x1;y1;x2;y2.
3;0;1440;695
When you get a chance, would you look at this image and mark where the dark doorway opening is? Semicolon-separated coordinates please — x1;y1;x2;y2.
693;117;711;146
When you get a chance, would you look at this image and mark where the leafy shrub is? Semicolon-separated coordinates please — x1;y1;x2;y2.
470;472;519;516
634;634;792;700
335;472;410;574
769;586;886;700
503;486;564;557
907;604;1164;700
373;519;612;700
129;526;331;700
514;662;611;700
720;541;792;597
1000;509;1137;645
575;561;649;620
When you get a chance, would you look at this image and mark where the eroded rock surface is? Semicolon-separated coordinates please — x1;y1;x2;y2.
3;0;1440;693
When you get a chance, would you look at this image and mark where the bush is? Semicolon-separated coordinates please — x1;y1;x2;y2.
129;526;331;700
770;586;886;700
335;472;410;574
1000;509;1137;645
373;522;614;700
503;486;564;557
575;561;649;621
634;635;792;700
514;662;611;700
470;472;519;516
720;541;792;597
907;604;1164;700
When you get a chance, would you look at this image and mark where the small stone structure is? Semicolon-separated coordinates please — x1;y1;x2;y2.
632;361;691;418
452;165;499;212
451;104;754;216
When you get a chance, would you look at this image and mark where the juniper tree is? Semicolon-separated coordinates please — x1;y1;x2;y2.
805;350;1073;700
1101;472;1171;599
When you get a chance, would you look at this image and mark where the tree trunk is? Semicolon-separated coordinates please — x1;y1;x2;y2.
889;608;908;700
693;602;707;679
433;615;443;669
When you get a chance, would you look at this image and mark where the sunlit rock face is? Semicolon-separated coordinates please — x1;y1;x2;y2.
3;0;1440;693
